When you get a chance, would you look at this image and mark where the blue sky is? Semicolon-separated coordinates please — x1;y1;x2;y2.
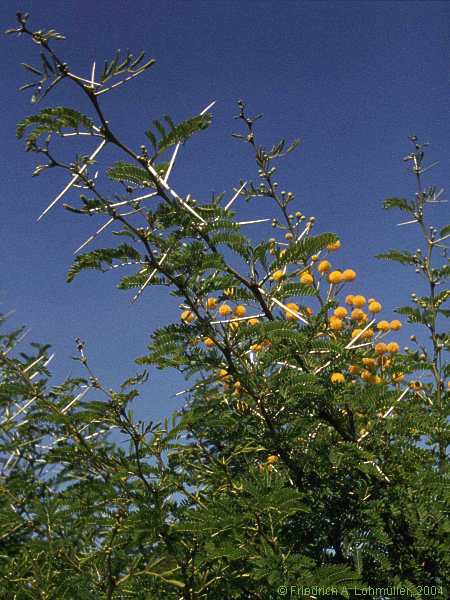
1;0;448;423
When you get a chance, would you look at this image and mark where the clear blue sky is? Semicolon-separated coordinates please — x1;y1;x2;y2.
1;1;448;423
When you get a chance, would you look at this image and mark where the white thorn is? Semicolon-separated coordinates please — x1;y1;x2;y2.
38;139;107;221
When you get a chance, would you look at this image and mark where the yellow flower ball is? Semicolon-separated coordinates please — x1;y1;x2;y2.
330;372;345;384
217;368;230;381
218;303;232;316
349;364;360;375
305;307;314;317
377;320;390;332
351;308;365;321
311;254;319;262
351;328;362;339
345;294;355;305
234;381;242;394
368;301;382;313
234;304;247;317
248;317;260;326
284;302;300;320
352;295;366;307
390;320;402;330
329;317;343;331
369;374;383;385
250;343;263;352
271;270;284;282
392;372;405;383
300;272;314;286
180;310;195;324
204;337;215;347
328;271;343;284
386;342;400;353
327;240;341;251
361;328;374;340
361;370;372;381
266;454;279;465
206;297;218;309
409;380;423;390
317;260;331;273
341;269;356;282
378;356;391;368
333;306;348;318
362;357;377;369
374;342;388;355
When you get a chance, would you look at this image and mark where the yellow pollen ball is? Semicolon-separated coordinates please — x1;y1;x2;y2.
377;320;390;331
217;369;229;381
330;372;345;384
341;269;356;282
361;370;372;381
206;297;218;309
361;328;374;340
234;381;242;393
328;271;343;284
204;337;215;347
250;343;263;352
345;294;355;305
249;318;259;326
362;358;377;369
351;308;365;321
386;342;400;353
390;320;402;330
305;307;314;317
218;304;232;316
409;380;423;390
352;295;366;307
368;301;382;313
271;270;284;282
329;317;343;330
369;374;382;385
180;310;195;323
349;365;360;375
327;240;341;251
379;356;391;368
311;254;319;262
234;305;247;317
334;306;348;318
266;455;279;464
351;328;362;339
300;272;314;286
317;260;331;273
284;302;299;320
374;342;388;355
393;372;405;383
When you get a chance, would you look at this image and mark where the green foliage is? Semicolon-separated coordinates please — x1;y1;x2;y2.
17;107;96;150
67;244;142;282
145;113;212;157
2;12;449;600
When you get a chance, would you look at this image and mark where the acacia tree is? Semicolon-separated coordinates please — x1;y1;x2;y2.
1;12;448;599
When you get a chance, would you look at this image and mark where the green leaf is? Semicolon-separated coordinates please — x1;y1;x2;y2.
145;113;212;156
376;249;417;265
17;107;96;148
383;197;415;213
67;244;142;282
